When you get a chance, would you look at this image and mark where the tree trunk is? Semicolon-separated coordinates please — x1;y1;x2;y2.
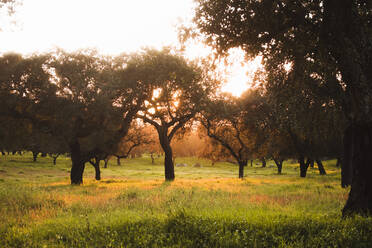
342;123;372;216
250;160;253;167
342;125;353;187
336;157;342;167
70;141;85;185
164;146;175;181
32;151;39;162
151;153;155;164
238;161;246;178
158;127;175;181
117;156;121;166
261;158;266;168
316;159;327;175
52;156;58;165
274;159;283;174
91;160;101;181
299;156;311;178
310;160;315;168
94;164;101;180
322;0;372;216
104;158;109;168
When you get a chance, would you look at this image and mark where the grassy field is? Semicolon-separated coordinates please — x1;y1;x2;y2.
0;153;371;247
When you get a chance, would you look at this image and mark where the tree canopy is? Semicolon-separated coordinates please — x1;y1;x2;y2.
192;0;372;216
124;48;215;181
0;50;149;184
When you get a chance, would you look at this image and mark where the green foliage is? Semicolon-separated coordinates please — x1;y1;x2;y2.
1;209;372;247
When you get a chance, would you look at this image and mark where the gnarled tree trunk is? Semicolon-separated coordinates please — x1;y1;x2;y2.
274;158;283;174
299;156;312;178
70;141;85;185
158;127;175;181
163;145;175;181
342;123;372;216
90;160;101;181
323;0;372;216
316;159;326;175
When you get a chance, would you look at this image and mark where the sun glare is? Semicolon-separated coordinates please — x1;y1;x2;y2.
152;88;162;100
0;0;262;97
0;0;194;55
219;50;263;97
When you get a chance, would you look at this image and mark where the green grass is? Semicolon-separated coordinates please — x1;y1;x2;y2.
0;153;371;247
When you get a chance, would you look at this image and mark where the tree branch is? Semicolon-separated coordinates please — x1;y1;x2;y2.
202;119;240;162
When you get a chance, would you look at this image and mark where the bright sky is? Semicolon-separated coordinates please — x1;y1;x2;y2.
0;0;258;96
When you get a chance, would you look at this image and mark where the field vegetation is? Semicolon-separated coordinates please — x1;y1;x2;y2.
1;153;371;247
1;2;372;247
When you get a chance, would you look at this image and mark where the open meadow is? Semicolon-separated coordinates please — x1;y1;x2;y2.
0;153;371;248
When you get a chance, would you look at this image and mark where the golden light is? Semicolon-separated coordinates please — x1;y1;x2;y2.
152;88;162;100
0;0;262;97
218;49;263;97
148;108;156;115
284;62;292;72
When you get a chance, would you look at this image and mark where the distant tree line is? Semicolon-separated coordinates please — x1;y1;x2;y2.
0;48;217;184
0;48;345;184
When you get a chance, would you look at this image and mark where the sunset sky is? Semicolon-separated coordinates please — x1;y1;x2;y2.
0;0;257;96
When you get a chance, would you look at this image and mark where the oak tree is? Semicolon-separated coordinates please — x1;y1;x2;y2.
124;48;213;181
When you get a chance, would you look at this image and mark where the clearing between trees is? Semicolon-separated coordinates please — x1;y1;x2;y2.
0;153;371;247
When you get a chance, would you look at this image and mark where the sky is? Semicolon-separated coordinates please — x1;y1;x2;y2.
0;0;256;96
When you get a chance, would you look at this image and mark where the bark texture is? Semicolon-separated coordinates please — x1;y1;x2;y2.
342;123;372;216
70;141;85;185
158;127;175;181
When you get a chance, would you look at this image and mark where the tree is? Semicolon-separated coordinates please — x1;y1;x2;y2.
49;50;147;184
113;121;154;166
0;53;57;157
192;0;371;215
200;93;254;178
125;48;213;181
198;124;236;166
321;0;372;216
239;89;292;174
0;51;146;184
136;124;162;165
